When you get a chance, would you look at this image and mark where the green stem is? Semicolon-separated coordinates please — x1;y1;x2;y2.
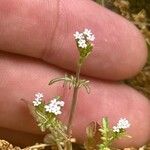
50;127;63;150
67;61;82;136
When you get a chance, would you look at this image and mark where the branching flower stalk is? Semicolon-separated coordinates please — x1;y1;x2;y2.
26;28;132;150
42;28;95;149
98;117;131;150
28;94;68;150
67;61;82;135
67;29;95;137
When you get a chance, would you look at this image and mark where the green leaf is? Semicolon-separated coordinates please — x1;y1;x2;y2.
102;117;109;129
49;74;77;89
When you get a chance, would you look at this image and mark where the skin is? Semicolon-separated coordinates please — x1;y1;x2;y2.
0;0;150;148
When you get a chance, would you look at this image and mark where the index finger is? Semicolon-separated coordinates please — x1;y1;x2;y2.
0;0;147;80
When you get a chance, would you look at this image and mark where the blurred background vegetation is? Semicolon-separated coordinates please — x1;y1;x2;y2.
94;0;150;100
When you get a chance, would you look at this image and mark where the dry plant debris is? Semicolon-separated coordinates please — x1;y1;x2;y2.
1;139;150;150
0;140;48;150
0;140;21;150
94;0;150;99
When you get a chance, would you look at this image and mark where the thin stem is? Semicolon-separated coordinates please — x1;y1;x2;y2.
49;127;64;150
101;0;105;7
52;126;68;140
22;144;50;150
67;61;82;136
56;140;64;150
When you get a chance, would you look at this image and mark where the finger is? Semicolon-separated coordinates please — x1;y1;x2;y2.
0;52;149;148
0;0;147;80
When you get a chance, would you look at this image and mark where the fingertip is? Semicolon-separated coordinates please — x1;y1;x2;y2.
81;3;148;80
113;87;150;148
48;0;148;80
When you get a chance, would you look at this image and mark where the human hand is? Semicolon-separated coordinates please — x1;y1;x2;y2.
0;0;150;148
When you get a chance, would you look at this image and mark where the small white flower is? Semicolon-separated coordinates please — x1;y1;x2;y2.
78;39;87;48
35;93;43;99
113;118;130;132
33;92;43;106
117;118;130;129
55;110;62;115
50;98;57;104
74;28;95;49
44;98;64;115
87;34;95;41
57;101;65;107
83;28;95;42
44;105;51;112
73;31;84;40
83;28;92;36
33;100;42;106
113;126;120;132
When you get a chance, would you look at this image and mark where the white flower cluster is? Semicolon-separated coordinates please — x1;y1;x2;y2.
33;92;43;106
32;93;65;115
113;118;130;132
73;28;95;49
44;98;65;115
